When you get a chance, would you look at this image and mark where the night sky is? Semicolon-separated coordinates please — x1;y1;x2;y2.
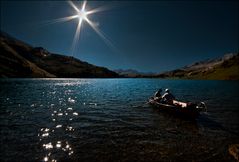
1;0;238;72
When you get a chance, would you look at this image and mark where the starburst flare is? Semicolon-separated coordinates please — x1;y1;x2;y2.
36;1;117;59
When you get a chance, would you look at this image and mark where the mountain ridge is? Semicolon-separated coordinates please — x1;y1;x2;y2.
0;31;119;78
1;31;238;80
113;53;239;80
157;53;239;80
114;69;156;77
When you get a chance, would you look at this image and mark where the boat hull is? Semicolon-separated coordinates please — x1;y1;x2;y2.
148;99;201;118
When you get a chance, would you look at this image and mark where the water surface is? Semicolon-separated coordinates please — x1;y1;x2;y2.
0;79;238;161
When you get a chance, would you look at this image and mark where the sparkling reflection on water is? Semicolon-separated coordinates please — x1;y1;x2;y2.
37;84;82;162
0;79;239;162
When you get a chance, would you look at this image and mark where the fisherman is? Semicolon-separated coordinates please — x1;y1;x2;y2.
162;88;175;104
154;88;162;102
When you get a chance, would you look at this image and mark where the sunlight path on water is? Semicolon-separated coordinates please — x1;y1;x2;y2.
37;80;90;161
0;79;238;162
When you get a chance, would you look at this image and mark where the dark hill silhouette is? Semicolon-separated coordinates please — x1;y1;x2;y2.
114;53;239;80
0;31;119;78
157;53;239;80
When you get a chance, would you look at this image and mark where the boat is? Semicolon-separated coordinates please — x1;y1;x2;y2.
148;98;206;118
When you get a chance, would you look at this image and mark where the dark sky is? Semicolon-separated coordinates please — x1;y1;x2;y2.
1;0;238;72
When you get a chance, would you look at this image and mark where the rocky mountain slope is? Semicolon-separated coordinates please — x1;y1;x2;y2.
157;53;239;80
114;53;239;80
114;69;156;77
0;31;119;78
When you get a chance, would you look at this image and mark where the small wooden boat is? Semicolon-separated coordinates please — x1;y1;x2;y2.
148;98;206;118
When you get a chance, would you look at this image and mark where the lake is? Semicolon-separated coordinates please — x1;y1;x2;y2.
0;78;238;161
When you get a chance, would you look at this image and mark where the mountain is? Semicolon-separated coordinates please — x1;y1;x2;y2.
114;69;156;77
0;31;119;78
157;53;239;80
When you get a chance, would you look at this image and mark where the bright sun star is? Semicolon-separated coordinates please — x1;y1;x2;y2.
78;9;87;21
77;2;88;21
40;0;116;58
67;0;115;58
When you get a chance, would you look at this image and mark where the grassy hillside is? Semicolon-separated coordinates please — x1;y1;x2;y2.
0;31;119;78
157;53;239;80
0;33;55;77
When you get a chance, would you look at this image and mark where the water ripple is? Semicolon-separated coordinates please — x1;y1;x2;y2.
0;79;238;162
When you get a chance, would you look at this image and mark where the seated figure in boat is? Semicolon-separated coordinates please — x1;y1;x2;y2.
162;89;175;104
154;88;162;102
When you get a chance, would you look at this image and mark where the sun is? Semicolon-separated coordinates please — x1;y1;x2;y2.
77;9;88;21
67;0;117;58
76;1;88;21
41;0;116;58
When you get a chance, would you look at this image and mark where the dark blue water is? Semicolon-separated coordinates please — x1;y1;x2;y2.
0;79;238;162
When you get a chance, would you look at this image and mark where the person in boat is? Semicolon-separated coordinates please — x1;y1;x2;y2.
154;88;162;102
162;89;175;104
